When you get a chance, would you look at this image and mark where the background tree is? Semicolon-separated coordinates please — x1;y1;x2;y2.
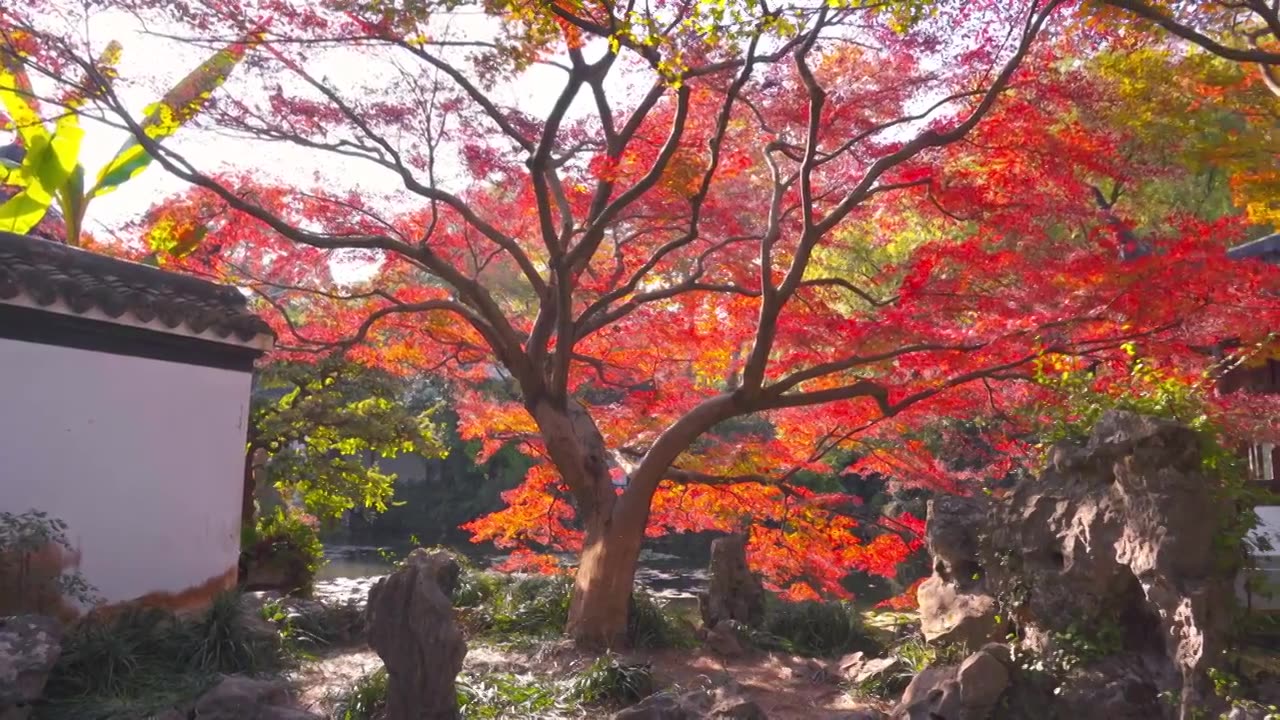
5;0;1280;647
249;358;446;521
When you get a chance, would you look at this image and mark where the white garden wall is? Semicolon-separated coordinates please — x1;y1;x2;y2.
0;336;251;610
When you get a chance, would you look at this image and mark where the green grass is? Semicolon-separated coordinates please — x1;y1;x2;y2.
452;568;692;650
330;653;655;720
330;667;389;720
38;592;288;720
569;656;654;705
745;596;883;658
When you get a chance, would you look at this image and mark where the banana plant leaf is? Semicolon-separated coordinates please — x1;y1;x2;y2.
89;33;261;200
0;113;82;235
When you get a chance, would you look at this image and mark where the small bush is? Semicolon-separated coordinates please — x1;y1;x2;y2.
188;592;282;673
457;672;571;719
43;591;285;715
0;509;100;615
570;655;654;706
454;569;506;610
752;597;881;657
242;507;324;595
627;592;696;650
330;667;388;720
487;574;574;638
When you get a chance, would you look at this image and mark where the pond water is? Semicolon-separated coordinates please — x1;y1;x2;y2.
313;541;897;610
313;544;708;607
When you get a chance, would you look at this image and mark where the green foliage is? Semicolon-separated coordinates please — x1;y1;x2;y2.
1035;352;1216;445
253;360;446;520
1035;354;1272;572
627;592;697;650
0;34;252;245
43;593;285;718
330;667;389;720
449;566;692;650
242;507;325;594
569;655;654;706
749;596;881;657
848;630;965;700
456;672;572;719
332;656;649;720
187;592;282;674
487;574;574;638
0;509;100;614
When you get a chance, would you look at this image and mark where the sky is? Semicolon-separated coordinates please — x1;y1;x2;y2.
16;1;979;263
52;7;605;241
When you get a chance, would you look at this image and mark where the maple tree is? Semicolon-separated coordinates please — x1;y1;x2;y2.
1087;0;1280;95
5;0;1280;647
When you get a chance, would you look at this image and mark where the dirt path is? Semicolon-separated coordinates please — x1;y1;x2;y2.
292;642;887;719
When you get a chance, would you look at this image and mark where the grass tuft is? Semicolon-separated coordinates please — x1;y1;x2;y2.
745;596;883;658
330;667;389;720
40;591;287;719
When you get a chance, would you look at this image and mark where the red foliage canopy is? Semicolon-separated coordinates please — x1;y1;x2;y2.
6;0;1280;629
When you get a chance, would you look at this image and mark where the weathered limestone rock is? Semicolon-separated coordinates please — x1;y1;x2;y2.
610;683;769;720
612;688;712;720
955;648;1009;716
707;684;768;720
699;535;765;629
704;620;747;657
0;615;61;719
831;651;900;688
837;711;887;720
915;411;1238;719
366;549;466;720
1051;655;1166;720
916;577;1007;650
890;646;1011;720
892;665;961;720
192;675;322;720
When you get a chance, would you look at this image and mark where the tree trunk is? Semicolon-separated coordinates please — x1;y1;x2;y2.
531;397;651;647
531;394;738;648
565;506;647;648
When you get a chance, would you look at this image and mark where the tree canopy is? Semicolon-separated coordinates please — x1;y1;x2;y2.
5;0;1280;645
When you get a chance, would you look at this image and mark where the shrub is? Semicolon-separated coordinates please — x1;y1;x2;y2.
752;597;881;657
188;591;283;674
0;509;100;615
44;591;286;714
456;672;570;719
570;655;654;706
242;507;325;595
487;574;574;638
627;592;696;650
330;667;388;720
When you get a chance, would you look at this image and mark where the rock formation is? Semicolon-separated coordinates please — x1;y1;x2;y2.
611;681;768;720
191;675;323;720
366;549;466;720
698;534;766;629
914;410;1241;719
0;615;61;720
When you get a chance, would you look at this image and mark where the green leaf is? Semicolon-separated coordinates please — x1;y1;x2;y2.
57;164;86;245
89;33;259;200
0;42;49;151
0;114;83;235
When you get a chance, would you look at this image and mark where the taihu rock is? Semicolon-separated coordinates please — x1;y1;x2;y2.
914;410;1239;719
699;535;765;629
192;675;322;720
366;549;466;720
0;615;61;720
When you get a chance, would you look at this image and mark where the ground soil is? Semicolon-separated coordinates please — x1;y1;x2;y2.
292;641;890;719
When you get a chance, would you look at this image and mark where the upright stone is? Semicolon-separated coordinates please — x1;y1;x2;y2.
0;615;62;720
366;549;466;720
699;534;765;629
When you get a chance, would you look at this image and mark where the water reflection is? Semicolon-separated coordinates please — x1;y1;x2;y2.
315;544;708;600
